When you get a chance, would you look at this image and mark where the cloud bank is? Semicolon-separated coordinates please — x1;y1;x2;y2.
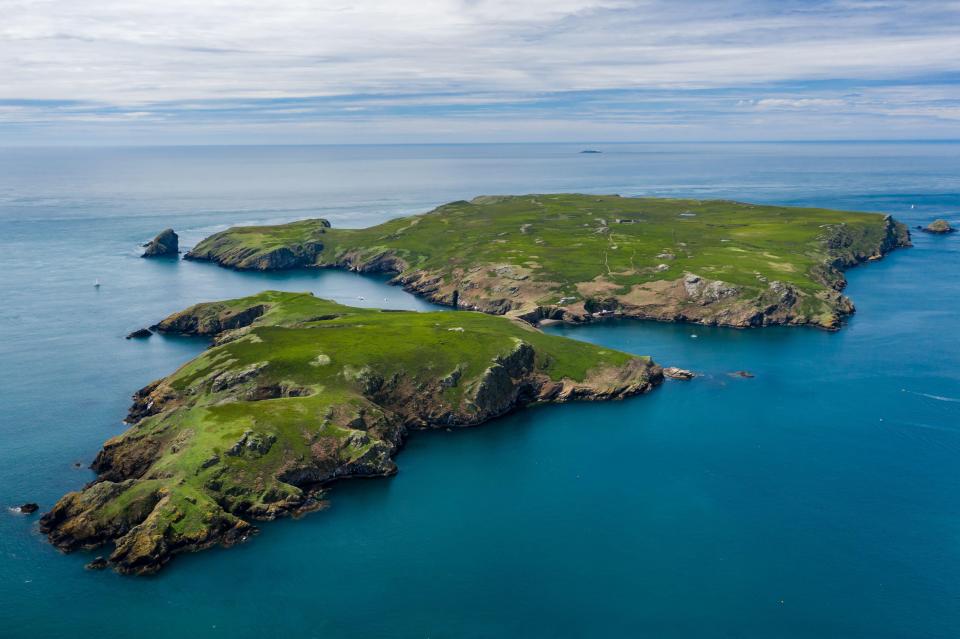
1;0;958;143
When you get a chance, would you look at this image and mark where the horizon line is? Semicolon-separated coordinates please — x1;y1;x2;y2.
3;138;960;150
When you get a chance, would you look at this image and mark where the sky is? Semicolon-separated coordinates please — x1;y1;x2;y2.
1;0;959;144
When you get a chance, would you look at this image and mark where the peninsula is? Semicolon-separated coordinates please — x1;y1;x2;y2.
186;195;910;330
41;291;660;574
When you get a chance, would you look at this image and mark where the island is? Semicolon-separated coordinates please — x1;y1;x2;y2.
921;219;954;234
186;194;911;330
40;291;660;574
142;228;179;257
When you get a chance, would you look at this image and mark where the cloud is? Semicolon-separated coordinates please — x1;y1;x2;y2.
0;0;958;142
752;98;850;110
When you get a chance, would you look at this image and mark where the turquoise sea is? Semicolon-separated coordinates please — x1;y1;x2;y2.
0;142;958;638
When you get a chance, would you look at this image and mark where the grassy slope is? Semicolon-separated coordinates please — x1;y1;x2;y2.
188;194;909;328
42;291;658;573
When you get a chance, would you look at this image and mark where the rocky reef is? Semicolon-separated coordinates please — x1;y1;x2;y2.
663;367;695;380
186;195;911;331
41;291;660;574
142;228;179;257
921;219;954;234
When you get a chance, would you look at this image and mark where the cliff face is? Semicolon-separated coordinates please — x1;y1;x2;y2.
184;195;912;331
141;228;179;257
184;219;330;269
41;292;660;574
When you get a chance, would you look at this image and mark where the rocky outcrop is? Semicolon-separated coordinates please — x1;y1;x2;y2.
663;367;695;380
921;219;954;234
141;229;178;257
152;302;268;336
125;328;152;339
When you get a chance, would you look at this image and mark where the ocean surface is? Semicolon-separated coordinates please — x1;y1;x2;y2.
0;142;958;638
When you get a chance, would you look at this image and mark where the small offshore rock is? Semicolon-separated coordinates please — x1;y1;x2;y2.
125;328;152;339
663;367;695;380
142;228;179;257
18;503;39;514
922;219;954;234
729;370;755;378
85;556;108;570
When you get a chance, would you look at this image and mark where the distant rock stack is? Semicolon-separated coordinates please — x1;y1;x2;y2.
921;219;955;234
142;228;179;257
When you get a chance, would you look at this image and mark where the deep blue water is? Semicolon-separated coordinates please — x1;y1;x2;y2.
0;142;958;638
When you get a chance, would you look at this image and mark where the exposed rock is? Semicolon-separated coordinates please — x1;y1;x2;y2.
225;430;277;457
440;366;463;389
683;274;740;304
125;328;152;340
85;556;108;570
257;244;324;269
17;502;39;514
495;341;535;377
471;364;516;416
922;219;955;234
663;367;695;380
141;228;178;257
210;362;268;392
154;302;268;336
729;370;755;378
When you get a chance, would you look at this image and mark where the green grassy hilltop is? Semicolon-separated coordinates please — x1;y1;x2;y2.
188;195;910;329
41;291;660;574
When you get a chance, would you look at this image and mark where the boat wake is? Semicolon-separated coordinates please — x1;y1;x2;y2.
902;389;960;403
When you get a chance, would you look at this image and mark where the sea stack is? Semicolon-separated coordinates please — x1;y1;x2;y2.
142;228;179;257
922;219;954;234
663;367;695;380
